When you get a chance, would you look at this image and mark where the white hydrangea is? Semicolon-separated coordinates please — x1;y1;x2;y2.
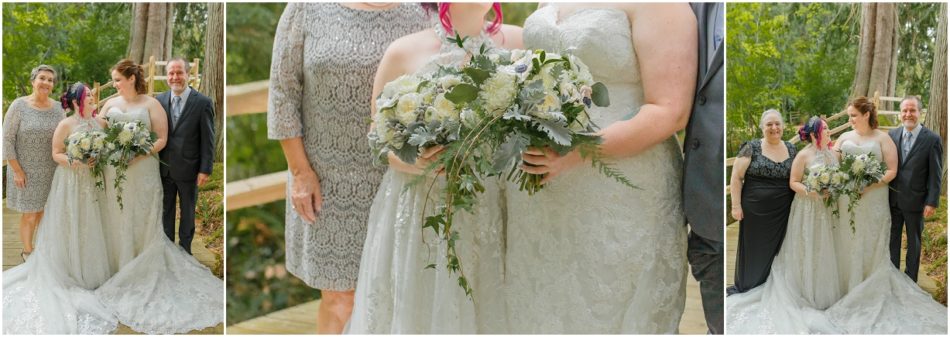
851;157;866;174
438;75;463;90
117;130;133;144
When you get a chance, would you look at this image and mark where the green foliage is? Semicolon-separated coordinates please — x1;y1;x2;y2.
197;162;225;278
226;114;287;181
922;196;948;304
727;3;860;156
727;3;942;157
500;3;538;27
3;3;131;109
225;3;286;85
172;3;208;63
896;3;941;105
226;200;321;324
3;3;213;112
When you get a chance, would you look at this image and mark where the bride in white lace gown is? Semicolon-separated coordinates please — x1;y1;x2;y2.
3;84;117;334
92;60;223;334
505;4;696;333
726;117;843;334
347;4;521;333
825;98;947;334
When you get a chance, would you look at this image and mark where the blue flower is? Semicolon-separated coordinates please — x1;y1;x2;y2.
515;64;528;73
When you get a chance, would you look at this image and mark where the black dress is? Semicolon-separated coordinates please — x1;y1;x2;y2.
732;139;797;293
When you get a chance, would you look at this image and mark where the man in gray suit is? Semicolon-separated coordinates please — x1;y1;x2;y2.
888;95;942;282
686;2;724;334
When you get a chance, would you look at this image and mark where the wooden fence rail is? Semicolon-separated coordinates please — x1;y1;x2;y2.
224;81;287;211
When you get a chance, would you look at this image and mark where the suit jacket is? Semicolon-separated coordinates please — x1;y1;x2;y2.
684;3;725;241
157;87;216;182
889;125;942;212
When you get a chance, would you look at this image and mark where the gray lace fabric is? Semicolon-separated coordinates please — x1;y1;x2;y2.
266;3;430;290
3;97;65;212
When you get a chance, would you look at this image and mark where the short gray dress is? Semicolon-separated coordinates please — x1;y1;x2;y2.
266;3;430;290
3;97;65;212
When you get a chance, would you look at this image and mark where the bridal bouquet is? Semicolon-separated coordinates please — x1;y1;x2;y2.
802;164;846;216
837;152;887;233
368;68;464;165
103;118;158;209
64;130;109;190
370;34;636;298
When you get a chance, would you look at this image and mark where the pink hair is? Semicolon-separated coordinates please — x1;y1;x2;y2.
438;3;503;35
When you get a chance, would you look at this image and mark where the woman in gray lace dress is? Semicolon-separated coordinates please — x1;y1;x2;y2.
266;3;429;333
3;65;65;261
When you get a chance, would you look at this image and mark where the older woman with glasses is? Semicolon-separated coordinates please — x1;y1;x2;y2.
729;109;798;294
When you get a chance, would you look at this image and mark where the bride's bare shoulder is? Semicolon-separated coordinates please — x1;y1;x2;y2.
387;29;440;58
497;24;523;50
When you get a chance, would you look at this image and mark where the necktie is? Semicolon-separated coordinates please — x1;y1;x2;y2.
903;131;913;159
172;96;182;128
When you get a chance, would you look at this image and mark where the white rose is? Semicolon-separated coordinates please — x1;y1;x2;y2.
383;75;421;97
395;93;422;125
819;171;831;184
479;71;518;116
431;94;458;122
832;172;843;185
69;146;83;158
92;138;104;150
559;81;579;100
79;138;92;151
439;75;463;90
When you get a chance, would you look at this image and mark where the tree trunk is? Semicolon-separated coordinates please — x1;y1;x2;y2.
127;3;175;65
926;3;948;192
202;3;225;161
852;3;899;100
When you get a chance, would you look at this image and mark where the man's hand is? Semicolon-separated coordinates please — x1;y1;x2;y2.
924;205;936;218
197;173;210;187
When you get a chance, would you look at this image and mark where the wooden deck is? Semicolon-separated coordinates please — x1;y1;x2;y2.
726;221;943;298
228;263;710;334
2;200;225;334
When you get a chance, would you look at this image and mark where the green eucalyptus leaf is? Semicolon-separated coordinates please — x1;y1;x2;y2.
445;83;479;104
591;82;610;107
464;67;490;86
